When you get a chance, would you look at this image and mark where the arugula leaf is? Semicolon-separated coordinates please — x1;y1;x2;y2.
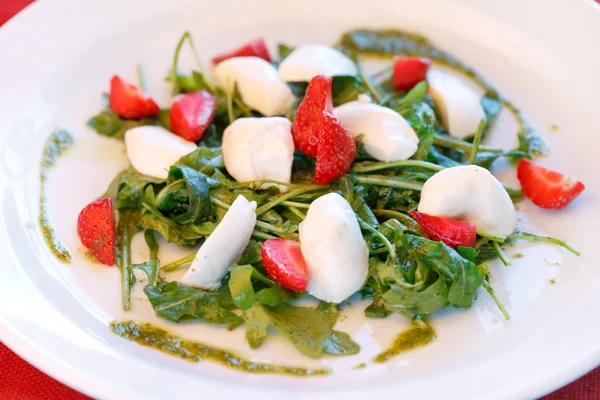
339;176;378;228
238;239;263;265
112;170;164;209
229;264;255;310
243;304;360;358
255;286;295;307
114;209;141;311
278;43;295;61
365;292;392;318
87;110;160;140
331;75;368;106
155;165;212;225
176;145;224;175
382;276;449;318
144;281;243;329
129;258;160;287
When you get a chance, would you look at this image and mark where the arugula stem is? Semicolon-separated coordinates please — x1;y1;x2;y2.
252;230;276;240
137;65;149;93
281;201;310;209
469;120;486;165
359;71;382;104
369;247;389;255
233;96;253;117
256;185;324;216
144;230;159;259
170;31;209;95
210;196;231;210
354;175;423;191
372;209;424;235
115;210;136;311
162;252;196;272
507;232;580;256
492;241;511;266
286;206;306;220
433;133;507;154
232;179;293;189
353;160;444;174
226;86;235;123
370;65;393;80
482;280;510;321
475;237;490;250
358;218;397;262
255;220;286;235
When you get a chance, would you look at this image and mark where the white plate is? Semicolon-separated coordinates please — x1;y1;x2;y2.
0;0;599;399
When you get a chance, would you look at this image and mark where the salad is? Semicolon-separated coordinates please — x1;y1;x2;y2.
53;29;585;367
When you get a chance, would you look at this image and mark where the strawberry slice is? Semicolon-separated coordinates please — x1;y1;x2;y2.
517;159;585;210
170;91;216;142
261;239;308;292
212;38;271;64
392;57;432;91
77;197;116;265
109;76;160;119
409;211;477;248
314;112;356;184
291;75;333;157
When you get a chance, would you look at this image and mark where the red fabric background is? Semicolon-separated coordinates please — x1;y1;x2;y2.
0;1;597;399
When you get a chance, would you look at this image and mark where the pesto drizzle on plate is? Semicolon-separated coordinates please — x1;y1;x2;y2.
111;320;330;376
40;128;75;263
373;320;436;363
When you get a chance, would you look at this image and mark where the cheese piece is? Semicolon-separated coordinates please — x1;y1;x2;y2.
214;57;294;116
181;195;257;290
418;165;517;237
124;126;196;180
299;193;369;303
334;101;419;161
278;45;358;82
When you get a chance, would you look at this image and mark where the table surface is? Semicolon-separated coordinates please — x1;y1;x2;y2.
0;1;598;399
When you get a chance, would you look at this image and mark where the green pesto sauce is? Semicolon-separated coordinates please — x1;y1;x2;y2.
338;28;547;157
373;321;436;363
40;129;75;263
111;321;330;376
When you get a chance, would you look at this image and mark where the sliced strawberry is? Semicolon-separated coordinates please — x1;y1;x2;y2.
517;159;585;210
212;38;271;64
314;112;356;185
409;211;477;248
109;76;160;119
291;75;333;157
261;239;308;292
170;91;216;142
392;57;432;91
77;197;116;265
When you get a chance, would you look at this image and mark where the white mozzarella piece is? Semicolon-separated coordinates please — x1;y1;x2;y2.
181;195;257;290
214;57;294;116
334;101;419;162
278;45;358;82
418;165;517;237
222;117;294;190
124;126;196;180
427;69;486;139
299;193;369;303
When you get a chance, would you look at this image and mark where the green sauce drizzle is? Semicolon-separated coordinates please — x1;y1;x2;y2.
40;129;75;263
373;321;436;363
111;320;330;376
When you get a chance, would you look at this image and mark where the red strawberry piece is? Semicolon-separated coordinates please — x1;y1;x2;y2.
409;211;477;248
170;90;216;142
261;239;308;292
77;197;116;265
212;38;271;64
392;56;432;91
517;159;585;210
291;75;333;157
109;76;160;119
314;112;356;184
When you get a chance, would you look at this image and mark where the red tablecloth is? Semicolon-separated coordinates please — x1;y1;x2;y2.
0;1;598;399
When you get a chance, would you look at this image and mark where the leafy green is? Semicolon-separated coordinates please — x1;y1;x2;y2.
243;304;360;357
112;170;164;209
155;165;212;225
339;176;378;228
87;110;166;140
176;145;224;174
129;258;160;287
277;43;295;61
255;286;295;307
115;210;141;311
144;281;243;329
331;75;368;106
229;264;255;310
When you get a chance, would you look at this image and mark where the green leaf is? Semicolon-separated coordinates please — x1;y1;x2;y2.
365;292;391;318
331;75;368;106
114;170;164;209
144;281;243;329
176;144;224;175
238;239;263;265
129;258;160;287
382;276;449;318
278;43;295;61
156;165;212;225
339;176;379;228
229;265;255;310
255;286;295;307
243;304;360;358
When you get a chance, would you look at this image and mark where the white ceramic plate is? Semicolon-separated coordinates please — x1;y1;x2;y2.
1;0;599;399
